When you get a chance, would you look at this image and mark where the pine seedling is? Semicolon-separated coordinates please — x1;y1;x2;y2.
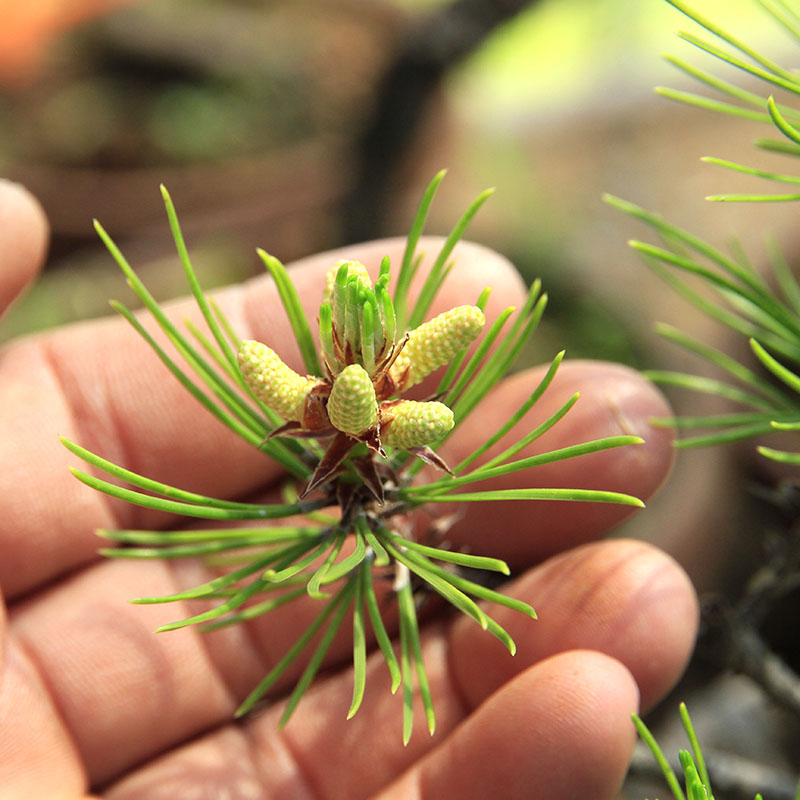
607;0;800;464
64;171;644;742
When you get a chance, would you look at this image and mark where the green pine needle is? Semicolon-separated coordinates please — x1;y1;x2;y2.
201;586;308;632
679;703;712;792
161;185;240;377
661;55;764;108
750;337;800;393
70;467;318;520
257;249;322;376
756;137;800;155
452;350;565;474
360;561;401;694
410;435;644;496
702;155;800;184
655;86;771;121
235;581;353;719
708;191;800;201
385;540;490;632
757;444;800;463
397;577;435;744
394;169;447;331
633;712;687;800
156;574;271;632
278;579;355;728
666;0;795;80
406;187;494;331
405;488;645;506
382;529;510;575
348;575;368;719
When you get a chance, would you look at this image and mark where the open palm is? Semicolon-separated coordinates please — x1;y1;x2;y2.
0;179;698;800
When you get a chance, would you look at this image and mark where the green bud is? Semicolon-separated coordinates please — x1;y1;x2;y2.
376;283;396;348
381;400;454;448
378;255;391;284
238;340;318;421
319;302;336;373
367;293;382;348
323;260;371;305
327;364;378;435
344;277;362;355
390;305;485;389
360;299;377;375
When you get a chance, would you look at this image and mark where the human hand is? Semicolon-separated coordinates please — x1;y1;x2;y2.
0;179;698;799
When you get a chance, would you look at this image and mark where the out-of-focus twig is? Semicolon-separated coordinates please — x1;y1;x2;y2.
698;518;800;722
705;612;800;720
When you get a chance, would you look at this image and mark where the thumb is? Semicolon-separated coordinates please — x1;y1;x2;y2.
0;179;49;316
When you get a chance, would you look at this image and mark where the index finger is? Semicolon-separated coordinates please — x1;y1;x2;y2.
0;236;526;598
0;179;48;312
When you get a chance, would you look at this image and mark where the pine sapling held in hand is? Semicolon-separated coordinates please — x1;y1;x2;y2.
63;170;644;743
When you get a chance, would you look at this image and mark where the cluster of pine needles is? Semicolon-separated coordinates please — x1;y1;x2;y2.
63;171;644;742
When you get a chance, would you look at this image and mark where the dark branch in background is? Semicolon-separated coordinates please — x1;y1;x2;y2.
697;517;800;723
701;603;800;721
628;741;800;800
340;0;539;244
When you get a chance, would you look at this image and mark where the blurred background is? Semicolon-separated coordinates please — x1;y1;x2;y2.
1;0;799;795
2;0;791;349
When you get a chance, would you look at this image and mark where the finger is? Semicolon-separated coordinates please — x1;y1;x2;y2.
448;538;698;712
8;559;244;786
377;651;638;800
103;649;636;800
103;629;457;800
9;537;694;790
101;724;288;800
0;179;48;314
438;360;675;565
0;237;525;598
0;593;88;800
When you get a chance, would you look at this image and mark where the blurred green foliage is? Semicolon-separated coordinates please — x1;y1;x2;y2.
452;0;772;115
